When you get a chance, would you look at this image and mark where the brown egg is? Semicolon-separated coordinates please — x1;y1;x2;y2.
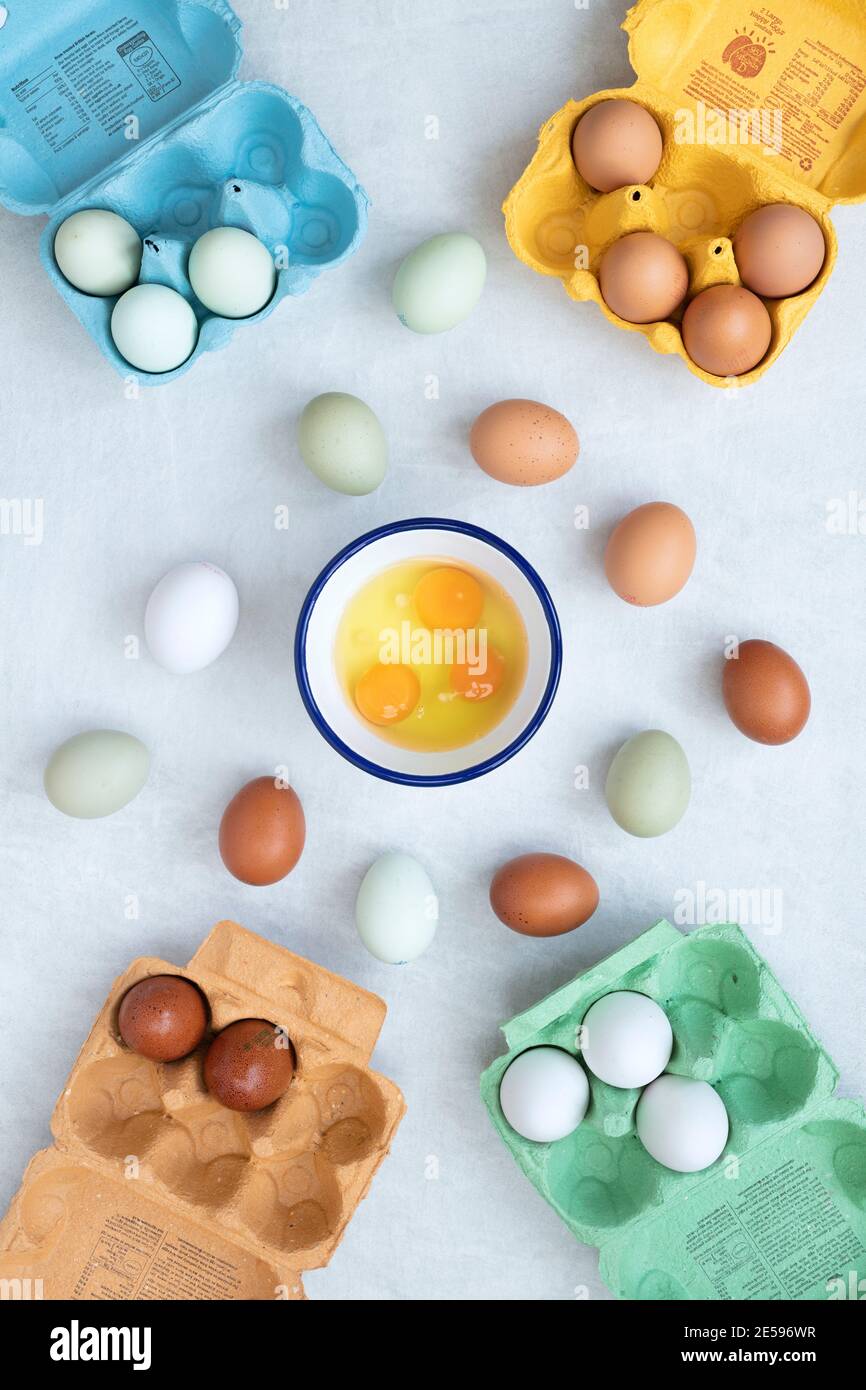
204;1018;295;1112
490;853;599;938
219;776;305;885
469;399;579;487
682;284;771;376
723;640;810;745
734;204;825;298
118;975;208;1062
572;99;663;193
605;502;696;607
599;232;688;324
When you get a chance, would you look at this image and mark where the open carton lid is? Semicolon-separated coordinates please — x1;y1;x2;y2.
0;1147;304;1301
0;0;242;214
482;922;866;1299
598;1091;866;1299
623;0;866;204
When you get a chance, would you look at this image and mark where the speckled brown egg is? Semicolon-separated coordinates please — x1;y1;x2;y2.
734;204;825;299
204;1018;295;1112
219;776;306;885
490;853;599;938
599;232;689;324
469;399;579;486
118;975;208;1062
572;99;663;193
722;640;811;745
605;501;696;607
682;284;771;376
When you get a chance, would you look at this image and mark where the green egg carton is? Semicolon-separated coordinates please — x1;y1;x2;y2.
480;921;866;1300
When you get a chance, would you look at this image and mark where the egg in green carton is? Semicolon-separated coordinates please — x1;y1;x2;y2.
481;920;866;1300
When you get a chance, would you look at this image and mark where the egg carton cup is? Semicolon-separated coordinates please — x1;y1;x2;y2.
481;921;866;1301
0;921;405;1301
0;1;367;385
504;0;866;386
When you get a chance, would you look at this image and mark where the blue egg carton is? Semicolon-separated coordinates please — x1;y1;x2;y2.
0;0;368;383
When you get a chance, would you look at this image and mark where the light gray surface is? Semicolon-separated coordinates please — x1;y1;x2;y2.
0;0;864;1303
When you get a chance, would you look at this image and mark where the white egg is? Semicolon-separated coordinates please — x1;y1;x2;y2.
54;209;142;296
111;283;198;373
355;852;437;964
145;562;239;675
636;1074;729;1173
499;1047;589;1143
581;991;673;1089
188;226;276;318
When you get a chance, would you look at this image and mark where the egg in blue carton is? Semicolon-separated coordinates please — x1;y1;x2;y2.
0;0;367;383
481;921;866;1300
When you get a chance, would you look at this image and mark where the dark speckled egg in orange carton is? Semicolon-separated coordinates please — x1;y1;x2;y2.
0;921;404;1302
504;0;866;385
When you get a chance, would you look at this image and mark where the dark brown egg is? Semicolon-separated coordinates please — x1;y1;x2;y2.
118;975;208;1061
204;1018;295;1112
490;853;599;938
723;640;811;745
219;776;306;886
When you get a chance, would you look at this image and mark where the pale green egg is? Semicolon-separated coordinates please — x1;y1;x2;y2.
355;852;438;964
297;392;387;496
44;730;150;819
392;232;487;334
605;729;690;838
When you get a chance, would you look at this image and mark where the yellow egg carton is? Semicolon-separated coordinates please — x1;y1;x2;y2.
0;921;404;1302
504;0;866;386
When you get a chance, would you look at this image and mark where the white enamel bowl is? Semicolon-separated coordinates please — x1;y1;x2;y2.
294;518;562;786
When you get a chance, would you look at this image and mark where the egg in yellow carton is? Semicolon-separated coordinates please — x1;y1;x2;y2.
504;0;866;385
0;921;404;1301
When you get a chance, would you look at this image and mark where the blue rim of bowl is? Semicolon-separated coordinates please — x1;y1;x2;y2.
293;517;562;787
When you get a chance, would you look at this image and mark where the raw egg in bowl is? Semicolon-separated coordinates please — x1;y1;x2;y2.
294;519;561;786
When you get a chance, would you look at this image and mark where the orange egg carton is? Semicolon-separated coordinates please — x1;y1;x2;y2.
0;921;405;1301
504;0;866;385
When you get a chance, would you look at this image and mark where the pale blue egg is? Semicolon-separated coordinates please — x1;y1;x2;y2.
44;730;150;819
393;232;486;334
355;852;438;963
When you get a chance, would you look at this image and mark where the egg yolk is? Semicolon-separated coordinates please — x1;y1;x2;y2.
414;567;483;629
355;663;420;726
450;647;505;701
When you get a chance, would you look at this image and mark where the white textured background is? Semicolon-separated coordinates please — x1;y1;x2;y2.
1;0;864;1302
